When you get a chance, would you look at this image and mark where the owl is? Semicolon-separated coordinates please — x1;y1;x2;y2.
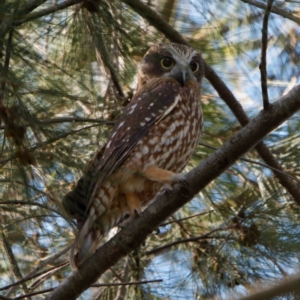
63;43;204;270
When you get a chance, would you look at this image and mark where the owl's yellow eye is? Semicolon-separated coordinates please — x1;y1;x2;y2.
160;57;175;70
190;61;199;73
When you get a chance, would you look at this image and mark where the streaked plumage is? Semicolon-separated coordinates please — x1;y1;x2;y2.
63;43;204;269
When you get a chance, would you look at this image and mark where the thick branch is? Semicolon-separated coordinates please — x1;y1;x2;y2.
121;0;300;203
47;84;300;300
235;272;300;300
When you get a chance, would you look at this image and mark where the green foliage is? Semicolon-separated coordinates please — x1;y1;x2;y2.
0;0;299;299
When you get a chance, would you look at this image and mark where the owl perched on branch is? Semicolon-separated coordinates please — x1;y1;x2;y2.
63;43;204;270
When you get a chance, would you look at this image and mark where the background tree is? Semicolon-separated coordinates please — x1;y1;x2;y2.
0;0;299;299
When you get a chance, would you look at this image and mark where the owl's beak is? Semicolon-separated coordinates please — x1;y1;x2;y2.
175;69;195;87
178;71;186;87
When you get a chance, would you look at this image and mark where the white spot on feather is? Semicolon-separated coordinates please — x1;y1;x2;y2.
142;146;149;154
135;152;142;159
149;136;158;145
102;195;110;207
118;121;125;129
99;189;104;197
130;103;137;110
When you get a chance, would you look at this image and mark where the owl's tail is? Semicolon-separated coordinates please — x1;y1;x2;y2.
62;146;107;269
69;208;104;270
69;203;130;270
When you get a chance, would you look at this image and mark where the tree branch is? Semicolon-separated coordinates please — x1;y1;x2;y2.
0;117;114;130
260;0;274;110
0;261;69;292
234;272;300;300
160;210;214;226
92;279;163;287
13;0;84;26
87;14;126;98
0;0;48;40
199;142;300;184
1;233;30;299
0;124;99;166
241;0;300;25
145;227;233;256
46;84;300;300
120;0;300;204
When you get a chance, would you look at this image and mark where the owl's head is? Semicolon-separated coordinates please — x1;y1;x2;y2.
138;43;204;89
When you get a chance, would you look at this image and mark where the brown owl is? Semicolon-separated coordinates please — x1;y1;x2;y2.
63;43;204;270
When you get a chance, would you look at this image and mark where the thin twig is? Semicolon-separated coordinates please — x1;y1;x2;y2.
0;117;114;130
260;0;274;110
0;201;62;216
146;227;234;255
13;0;83;26
241;0;300;25
0;124;99;165
113;257;130;300
160;210;214;226
1;28;14;91
2;247;70;296
91;279;163;287
7;279;163;300
28;263;69;290
87;14;126;99
0;262;68;292
199;142;300;184
11;288;54;300
1;233;31;299
0;1;48;39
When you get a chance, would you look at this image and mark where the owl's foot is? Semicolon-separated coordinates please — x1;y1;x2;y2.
162;172;189;194
143;166;188;187
170;172;189;186
118;210;140;227
118;193;141;227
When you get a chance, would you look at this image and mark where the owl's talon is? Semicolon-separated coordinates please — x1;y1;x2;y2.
181;177;190;188
124;213;131;220
164;183;173;193
171;172;186;183
118;207;140;227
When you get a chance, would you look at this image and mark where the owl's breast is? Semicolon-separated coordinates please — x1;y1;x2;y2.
125;86;203;174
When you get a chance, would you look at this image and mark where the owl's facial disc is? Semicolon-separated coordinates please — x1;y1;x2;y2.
138;43;203;89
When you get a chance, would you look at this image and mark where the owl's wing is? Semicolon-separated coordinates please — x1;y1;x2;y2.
63;77;183;226
88;77;182;211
